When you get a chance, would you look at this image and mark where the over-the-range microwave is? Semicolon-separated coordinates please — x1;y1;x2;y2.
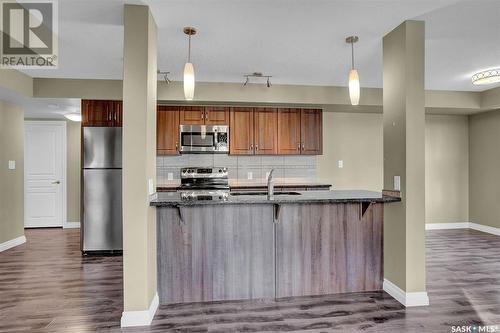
179;125;229;153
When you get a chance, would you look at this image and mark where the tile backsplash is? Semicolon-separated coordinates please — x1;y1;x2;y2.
157;154;317;185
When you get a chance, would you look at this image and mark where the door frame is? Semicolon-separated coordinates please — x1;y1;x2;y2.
24;120;67;228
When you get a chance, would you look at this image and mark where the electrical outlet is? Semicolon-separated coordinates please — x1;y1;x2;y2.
148;178;155;195
167;172;173;181
247;172;253;180
338;160;343;168
8;160;15;170
394;176;401;191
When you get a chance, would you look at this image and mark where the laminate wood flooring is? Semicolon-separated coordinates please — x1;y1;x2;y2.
1;228;499;332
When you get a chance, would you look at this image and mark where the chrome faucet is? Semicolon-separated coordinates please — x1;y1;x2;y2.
267;169;275;199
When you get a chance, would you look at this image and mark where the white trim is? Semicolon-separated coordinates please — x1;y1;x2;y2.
470;223;500;236
425;222;500;236
121;292;159;327
0;235;26;252
63;222;80;229
24;121;67;229
425;222;469;230
383;279;429;307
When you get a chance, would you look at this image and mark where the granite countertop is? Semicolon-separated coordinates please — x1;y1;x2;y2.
150;190;401;207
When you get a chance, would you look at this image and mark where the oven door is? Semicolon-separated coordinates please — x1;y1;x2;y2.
179;125;216;153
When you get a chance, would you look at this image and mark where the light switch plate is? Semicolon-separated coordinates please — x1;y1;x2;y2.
167;172;173;181
394;176;401;191
148;178;155;195
338;160;343;168
247;172;253;180
8;160;15;170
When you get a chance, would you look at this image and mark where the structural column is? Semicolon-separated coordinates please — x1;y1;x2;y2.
382;20;428;306
121;4;158;327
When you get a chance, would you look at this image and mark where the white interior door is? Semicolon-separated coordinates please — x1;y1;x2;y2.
24;121;66;228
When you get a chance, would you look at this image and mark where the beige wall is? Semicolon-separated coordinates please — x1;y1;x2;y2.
122;4;157;314
0;101;25;244
425;115;469;224
383;21;426;293
317;112;383;191
67;121;81;222
469;110;500;228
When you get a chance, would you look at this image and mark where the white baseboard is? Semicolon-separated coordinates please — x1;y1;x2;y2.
121;292;159;327
425;222;469;230
426;222;500;236
469;223;500;236
0;235;26;252
383;279;429;307
63;221;80;229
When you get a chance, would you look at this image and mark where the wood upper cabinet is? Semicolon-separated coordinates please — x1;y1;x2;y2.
205;106;229;125
157;106;180;155
254;108;278;155
179;106;205;125
277;108;302;155
82;100;122;127
179;106;229;125
301;109;322;155
229;107;254;155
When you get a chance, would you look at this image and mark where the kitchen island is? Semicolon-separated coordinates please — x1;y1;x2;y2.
151;190;400;305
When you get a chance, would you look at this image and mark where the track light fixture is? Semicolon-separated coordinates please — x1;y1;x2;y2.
243;72;272;87
157;70;171;84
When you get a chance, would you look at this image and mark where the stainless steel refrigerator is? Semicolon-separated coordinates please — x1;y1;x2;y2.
82;127;122;254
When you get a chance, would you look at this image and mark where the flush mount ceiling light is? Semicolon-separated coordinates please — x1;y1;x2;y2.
157;70;171;84
346;36;360;106
472;69;500;85
64;113;81;122
183;27;196;101
243;72;272;87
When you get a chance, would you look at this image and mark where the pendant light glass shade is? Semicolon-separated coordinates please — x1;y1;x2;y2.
184;62;195;101
348;69;360;106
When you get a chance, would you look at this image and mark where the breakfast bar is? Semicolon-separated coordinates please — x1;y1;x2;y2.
151;190;400;305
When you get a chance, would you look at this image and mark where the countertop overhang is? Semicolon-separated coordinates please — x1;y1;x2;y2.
150;190;401;207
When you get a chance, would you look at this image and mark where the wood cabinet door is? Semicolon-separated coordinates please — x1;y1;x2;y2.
179;106;205;125
157;106;180;155
277;108;301;155
82;100;122;127
229;107;255;155
301;109;322;155
254;108;278;155
205;106;229;125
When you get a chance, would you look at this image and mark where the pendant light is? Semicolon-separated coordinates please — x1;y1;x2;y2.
183;27;196;101
346;36;360;106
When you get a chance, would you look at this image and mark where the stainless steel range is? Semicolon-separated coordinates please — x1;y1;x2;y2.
179;167;229;201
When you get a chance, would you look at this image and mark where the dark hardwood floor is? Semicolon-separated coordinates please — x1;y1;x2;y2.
0;228;499;332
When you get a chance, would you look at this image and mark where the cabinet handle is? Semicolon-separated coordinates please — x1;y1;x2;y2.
301;143;305;150
250;144;254;150
297;143;300;150
205;111;208;120
255;144;259;150
201;112;204;120
175;142;179;151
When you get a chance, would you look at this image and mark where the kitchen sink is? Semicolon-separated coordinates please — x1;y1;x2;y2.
230;191;301;196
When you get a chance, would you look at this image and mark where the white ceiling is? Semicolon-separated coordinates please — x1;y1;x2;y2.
0;87;80;119
18;0;500;92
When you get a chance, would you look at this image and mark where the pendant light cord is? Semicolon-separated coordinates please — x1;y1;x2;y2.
351;41;355;69
188;34;191;63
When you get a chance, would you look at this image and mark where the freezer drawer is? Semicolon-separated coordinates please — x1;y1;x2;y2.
82;169;122;252
83;127;122;168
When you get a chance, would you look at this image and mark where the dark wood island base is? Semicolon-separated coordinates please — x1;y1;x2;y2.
156;200;385;305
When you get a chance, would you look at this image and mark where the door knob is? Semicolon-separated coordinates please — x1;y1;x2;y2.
52;180;61;184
